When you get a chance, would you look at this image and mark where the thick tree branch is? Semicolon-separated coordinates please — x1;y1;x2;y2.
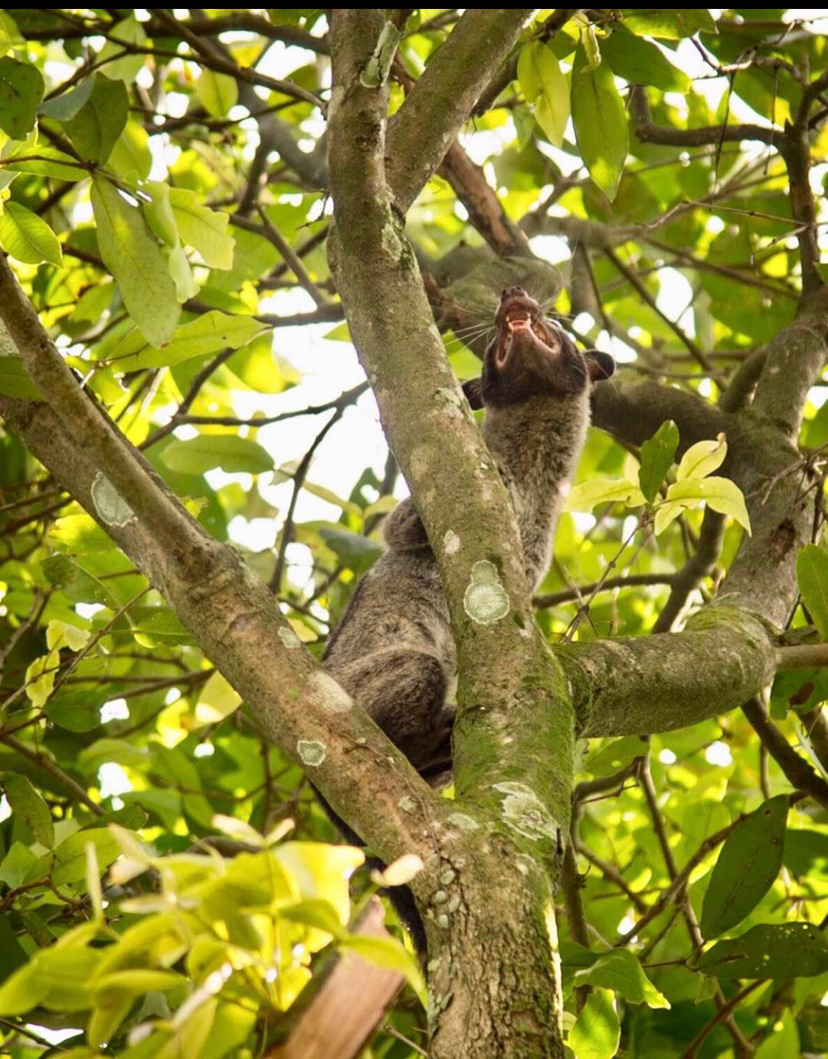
438;143;530;257
473;9;577;117
751;288;828;441
328;11;570;811
386;8;534;211
560;609;777;738
0;398;437;886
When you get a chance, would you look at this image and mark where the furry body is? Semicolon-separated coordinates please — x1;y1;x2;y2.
324;287;613;773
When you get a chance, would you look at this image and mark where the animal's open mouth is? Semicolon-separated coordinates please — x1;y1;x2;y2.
495;309;559;369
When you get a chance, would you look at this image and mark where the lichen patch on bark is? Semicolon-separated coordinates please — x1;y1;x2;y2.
464;560;510;624
91;472;135;527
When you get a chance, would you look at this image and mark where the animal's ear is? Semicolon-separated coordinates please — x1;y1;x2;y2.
585;350;615;382
462;377;485;410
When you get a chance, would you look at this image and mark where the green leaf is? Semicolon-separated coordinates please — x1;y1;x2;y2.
584;736;646;776
0;915;29;981
0;841;40;888
622;10;718;40
0;201;62;266
280;898;345;938
783;828;828;875
2;145;86;181
638;419;679;503
144;181;179;247
0;959;47;1015
199;1002;257;1059
91;174;180;347
88;987;135;1049
0;353;42;399
517;41;570;147
196;68;239;119
567;477;646;511
339;934;426;1007
52;828;124;886
96;15;148;83
676;434;727;481
39;77;94;121
755;1011;800;1059
2;772;54;848
796;545;828;640
571;45;629;200
107;311;265;372
569;989;620;1059
0;57;44;139
318;527;382;572
665;476;751;534
161;435;272;475
602;29;691;91
697;922;828;979
700;795;788;939
169;187;235;269
107;119;152;181
576;948;670;1008
60;74;128;164
45;687;107;732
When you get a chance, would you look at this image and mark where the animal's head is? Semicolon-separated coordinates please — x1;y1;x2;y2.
463;286;614;410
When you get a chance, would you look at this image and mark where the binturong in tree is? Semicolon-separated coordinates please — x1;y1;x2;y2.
0;9;827;1059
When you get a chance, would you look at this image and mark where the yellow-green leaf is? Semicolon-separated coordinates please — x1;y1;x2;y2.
569;988;620;1059
676;434;727;481
0;201;62;266
196;69;238;118
567;478;646;511
797;545;828;640
666;475;751;534
169;186;235;269
571;45;629;199
91;175;180;346
106;311;264;373
517;41;570;147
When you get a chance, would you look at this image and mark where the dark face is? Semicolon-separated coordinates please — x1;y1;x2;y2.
476;287;613;408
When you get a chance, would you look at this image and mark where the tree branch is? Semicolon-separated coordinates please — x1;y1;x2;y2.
741;696;828;807
386;9;534;211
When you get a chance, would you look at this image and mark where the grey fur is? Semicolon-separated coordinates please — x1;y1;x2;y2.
324;288;612;772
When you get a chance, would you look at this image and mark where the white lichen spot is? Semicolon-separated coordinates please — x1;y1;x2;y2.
439;869;456;886
433;890;448;905
297;739;326;767
307;670;352;713
435;387;464;419
447;894;461;913
278;626;302;650
91;473;135;527
447;811;480;831
398;796;417;812
443;529;460;555
464;560;509;625
409;446;430;481
436;913;449;929
493;781;559;842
